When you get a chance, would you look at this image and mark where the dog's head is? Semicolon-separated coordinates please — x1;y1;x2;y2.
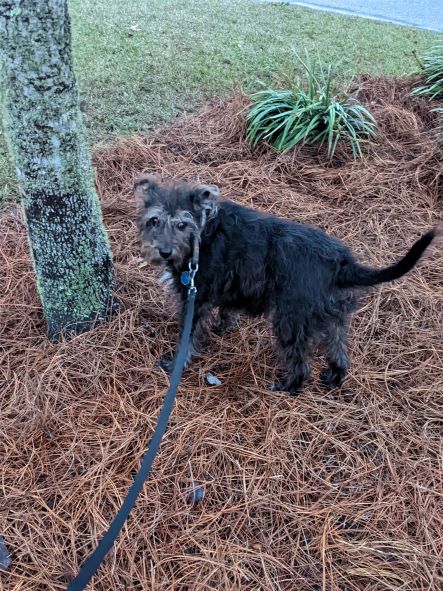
134;174;219;267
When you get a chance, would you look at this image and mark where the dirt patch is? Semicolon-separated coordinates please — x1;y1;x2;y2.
1;77;442;590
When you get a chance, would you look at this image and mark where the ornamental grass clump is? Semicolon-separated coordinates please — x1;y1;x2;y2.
412;45;443;100
246;54;376;159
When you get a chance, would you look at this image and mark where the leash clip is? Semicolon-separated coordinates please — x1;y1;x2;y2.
180;261;198;293
188;261;198;294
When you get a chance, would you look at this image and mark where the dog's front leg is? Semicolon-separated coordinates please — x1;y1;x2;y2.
159;301;212;374
212;308;237;335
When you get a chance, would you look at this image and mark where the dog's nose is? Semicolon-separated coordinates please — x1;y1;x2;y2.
159;247;172;259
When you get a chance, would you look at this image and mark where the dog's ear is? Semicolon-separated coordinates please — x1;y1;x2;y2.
134;173;160;208
191;183;220;217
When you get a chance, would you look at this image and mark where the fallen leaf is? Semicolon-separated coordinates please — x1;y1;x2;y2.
205;372;222;386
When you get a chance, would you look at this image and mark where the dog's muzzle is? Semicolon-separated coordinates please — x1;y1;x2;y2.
159;247;172;260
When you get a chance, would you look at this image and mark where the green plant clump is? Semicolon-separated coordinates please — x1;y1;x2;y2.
412;45;443;100
246;54;377;159
433;107;443;144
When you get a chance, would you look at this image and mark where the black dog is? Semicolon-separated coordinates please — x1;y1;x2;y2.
135;174;438;394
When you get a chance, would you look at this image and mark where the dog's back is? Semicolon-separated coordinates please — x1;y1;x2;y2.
198;200;353;313
201;199;436;298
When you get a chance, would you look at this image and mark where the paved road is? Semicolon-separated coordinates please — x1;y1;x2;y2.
272;0;443;32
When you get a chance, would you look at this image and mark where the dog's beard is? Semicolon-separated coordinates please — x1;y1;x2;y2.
168;249;190;268
140;242;192;268
140;244;164;266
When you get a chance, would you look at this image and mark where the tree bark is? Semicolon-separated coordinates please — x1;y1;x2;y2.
0;0;116;340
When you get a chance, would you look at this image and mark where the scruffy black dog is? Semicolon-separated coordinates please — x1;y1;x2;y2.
135;174;438;394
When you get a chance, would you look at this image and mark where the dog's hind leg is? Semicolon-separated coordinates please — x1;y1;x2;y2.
320;320;349;390
280;341;311;394
272;317;311;395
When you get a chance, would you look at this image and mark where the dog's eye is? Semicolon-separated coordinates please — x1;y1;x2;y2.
177;222;187;231
147;217;159;227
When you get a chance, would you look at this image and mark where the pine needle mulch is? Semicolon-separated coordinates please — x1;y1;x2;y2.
1;77;442;590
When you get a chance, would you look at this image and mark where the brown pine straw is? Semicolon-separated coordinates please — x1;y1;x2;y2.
1;77;443;591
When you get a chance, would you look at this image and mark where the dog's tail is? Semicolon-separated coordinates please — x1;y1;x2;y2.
338;227;439;288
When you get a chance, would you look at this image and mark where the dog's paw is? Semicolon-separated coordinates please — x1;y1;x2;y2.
320;366;346;390
269;382;302;396
269;382;285;393
211;323;227;336
211;311;236;336
157;353;174;374
211;320;235;336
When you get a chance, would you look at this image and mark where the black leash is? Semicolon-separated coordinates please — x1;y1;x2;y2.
67;261;198;591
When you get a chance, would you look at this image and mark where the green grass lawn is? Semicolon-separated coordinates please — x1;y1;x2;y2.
1;0;442;203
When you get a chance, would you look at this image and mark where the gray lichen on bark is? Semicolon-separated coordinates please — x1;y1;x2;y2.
0;0;116;340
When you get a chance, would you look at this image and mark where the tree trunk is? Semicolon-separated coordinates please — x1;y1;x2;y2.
0;0;116;340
